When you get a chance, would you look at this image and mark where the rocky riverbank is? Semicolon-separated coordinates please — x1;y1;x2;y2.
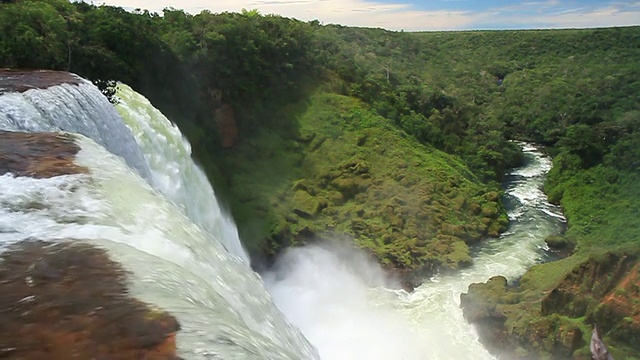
461;243;640;359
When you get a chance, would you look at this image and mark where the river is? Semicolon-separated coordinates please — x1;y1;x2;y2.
264;142;567;360
0;76;565;359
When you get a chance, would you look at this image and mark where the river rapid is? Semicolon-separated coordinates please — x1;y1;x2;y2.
0;75;566;359
265;143;566;360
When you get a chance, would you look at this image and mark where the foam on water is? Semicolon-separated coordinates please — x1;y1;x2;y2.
0;134;317;359
266;143;566;360
114;84;249;263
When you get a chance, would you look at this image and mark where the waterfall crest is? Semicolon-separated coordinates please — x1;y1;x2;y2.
0;80;151;180
0;76;318;359
114;83;249;263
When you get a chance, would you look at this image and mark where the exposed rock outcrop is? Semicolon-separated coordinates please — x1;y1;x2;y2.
0;130;88;178
211;89;238;148
0;69;81;93
461;250;640;359
215;104;238;148
0;240;182;359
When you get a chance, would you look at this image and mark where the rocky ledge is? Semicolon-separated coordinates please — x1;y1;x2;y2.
460;249;640;359
0;69;81;94
0;240;182;359
0;130;182;358
0;130;88;178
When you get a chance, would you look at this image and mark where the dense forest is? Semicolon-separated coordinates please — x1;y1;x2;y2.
1;0;639;358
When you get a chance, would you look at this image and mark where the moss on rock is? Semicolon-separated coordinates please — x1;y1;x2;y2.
215;90;508;283
462;249;640;359
292;190;321;217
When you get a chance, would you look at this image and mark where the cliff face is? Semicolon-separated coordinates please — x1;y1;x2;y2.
461;249;640;359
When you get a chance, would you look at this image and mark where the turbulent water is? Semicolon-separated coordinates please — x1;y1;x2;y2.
0;75;566;360
114;84;249;264
0;80;317;359
265;143;566;360
0;80;151;180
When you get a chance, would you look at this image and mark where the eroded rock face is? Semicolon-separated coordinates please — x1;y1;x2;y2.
0;240;182;359
0;130;88;178
215;103;238;148
211;89;238;148
461;251;640;359
0;69;82;94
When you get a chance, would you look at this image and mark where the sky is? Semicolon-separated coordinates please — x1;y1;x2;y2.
85;0;640;31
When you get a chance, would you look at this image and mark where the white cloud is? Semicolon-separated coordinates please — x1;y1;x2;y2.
86;0;640;30
497;6;640;29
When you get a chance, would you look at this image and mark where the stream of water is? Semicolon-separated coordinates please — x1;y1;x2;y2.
0;76;566;359
265;143;566;360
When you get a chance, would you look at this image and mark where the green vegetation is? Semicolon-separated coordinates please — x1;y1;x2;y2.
219;90;506;279
1;1;639;357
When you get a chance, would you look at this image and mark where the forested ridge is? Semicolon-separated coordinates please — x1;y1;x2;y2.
1;0;639;358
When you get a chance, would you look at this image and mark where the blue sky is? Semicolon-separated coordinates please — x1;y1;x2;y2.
89;0;640;31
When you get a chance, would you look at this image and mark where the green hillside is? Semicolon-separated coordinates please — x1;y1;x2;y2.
1;1;639;357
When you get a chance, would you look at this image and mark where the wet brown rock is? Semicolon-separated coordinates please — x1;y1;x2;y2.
0;130;88;178
211;89;238;148
215;104;238;148
0;240;182;359
0;69;82;94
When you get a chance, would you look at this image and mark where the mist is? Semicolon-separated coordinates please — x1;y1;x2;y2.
263;242;431;360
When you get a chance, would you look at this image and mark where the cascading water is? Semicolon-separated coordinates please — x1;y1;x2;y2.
0;79;318;359
265;143;566;359
0;73;567;359
0;79;151;181
113;83;249;264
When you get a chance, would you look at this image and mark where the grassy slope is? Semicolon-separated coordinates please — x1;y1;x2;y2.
216;86;507;280
208;26;639;356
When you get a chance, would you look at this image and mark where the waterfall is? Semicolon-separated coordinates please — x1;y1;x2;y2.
0;77;318;359
0;79;151;181
113;83;249;264
0;73;568;359
0;80;248;263
265;143;566;360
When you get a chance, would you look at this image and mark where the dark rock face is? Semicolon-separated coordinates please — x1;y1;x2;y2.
0;69;82;94
460;276;517;357
0;240;182;359
0;130;88;178
214;103;238;148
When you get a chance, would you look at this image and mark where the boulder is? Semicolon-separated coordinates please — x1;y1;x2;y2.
292;190;320;217
0;69;81;93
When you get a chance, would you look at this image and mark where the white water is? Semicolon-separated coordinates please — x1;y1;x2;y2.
113;84;249;264
0;76;567;359
0;135;317;359
265;143;566;360
0;80;151;180
0;79;318;359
